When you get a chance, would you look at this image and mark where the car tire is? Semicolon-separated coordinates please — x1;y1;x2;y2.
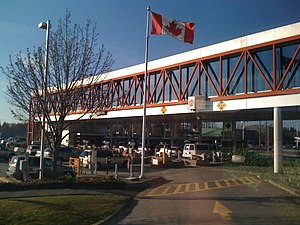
64;171;74;178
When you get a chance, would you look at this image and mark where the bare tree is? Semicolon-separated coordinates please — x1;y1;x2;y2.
2;11;114;178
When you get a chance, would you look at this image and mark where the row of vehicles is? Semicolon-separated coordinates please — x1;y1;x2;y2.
3;140;231;181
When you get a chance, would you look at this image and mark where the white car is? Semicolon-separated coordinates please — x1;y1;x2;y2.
156;146;181;157
79;150;91;167
26;145;41;155
182;143;220;162
231;155;246;163
35;147;52;158
135;146;151;154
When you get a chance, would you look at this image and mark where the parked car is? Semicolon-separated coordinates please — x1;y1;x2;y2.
6;155;76;180
135;145;152;155
6;137;27;149
14;146;26;154
36;146;81;164
231;154;246;163
0;146;15;160
79;149;128;169
35;147;52;158
26;144;41;156
156;146;182;157
182;142;221;162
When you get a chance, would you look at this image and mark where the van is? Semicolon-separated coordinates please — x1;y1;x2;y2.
182;143;220;162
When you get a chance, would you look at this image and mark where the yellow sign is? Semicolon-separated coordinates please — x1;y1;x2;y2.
161;106;167;115
217;101;226;111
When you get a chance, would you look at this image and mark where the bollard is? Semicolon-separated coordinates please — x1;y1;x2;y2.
114;164;118;180
163;144;166;164
130;162;134;177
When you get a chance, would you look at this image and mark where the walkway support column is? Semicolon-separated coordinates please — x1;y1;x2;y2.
197;114;202;142
274;107;283;174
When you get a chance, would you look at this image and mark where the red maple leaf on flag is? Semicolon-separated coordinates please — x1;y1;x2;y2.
165;21;182;36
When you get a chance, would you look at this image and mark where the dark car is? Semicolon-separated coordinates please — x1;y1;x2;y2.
6;155;76;180
36;146;81;164
0;145;15;160
26;144;41;156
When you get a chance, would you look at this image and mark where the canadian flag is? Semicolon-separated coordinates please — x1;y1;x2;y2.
151;11;194;44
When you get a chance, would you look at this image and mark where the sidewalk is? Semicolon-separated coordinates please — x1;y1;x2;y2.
0;166;166;199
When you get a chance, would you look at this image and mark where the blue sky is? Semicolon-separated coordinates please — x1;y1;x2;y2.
0;0;299;123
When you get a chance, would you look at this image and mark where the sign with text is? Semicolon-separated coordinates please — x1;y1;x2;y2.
188;96;212;111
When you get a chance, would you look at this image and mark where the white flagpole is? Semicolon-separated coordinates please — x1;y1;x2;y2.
140;5;150;179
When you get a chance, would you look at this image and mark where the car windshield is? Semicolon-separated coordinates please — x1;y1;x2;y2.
80;151;89;157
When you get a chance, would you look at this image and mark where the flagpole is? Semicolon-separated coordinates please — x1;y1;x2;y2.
140;5;150;179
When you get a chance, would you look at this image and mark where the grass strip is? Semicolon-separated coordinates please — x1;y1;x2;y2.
0;194;128;225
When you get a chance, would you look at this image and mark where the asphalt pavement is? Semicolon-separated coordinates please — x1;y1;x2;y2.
0;159;299;225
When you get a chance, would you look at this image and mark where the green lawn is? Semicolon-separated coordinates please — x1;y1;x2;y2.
0;194;128;225
222;160;300;190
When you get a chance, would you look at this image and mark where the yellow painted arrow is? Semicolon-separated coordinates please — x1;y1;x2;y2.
213;201;232;221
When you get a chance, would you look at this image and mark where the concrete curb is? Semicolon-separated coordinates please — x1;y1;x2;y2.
264;178;300;197
95;176;166;225
95;196;134;225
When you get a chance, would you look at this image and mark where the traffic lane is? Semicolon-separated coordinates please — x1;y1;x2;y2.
212;182;300;225
116;167;300;225
142;176;300;225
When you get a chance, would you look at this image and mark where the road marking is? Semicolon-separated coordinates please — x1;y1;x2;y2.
213;201;232;221
173;184;184;194
194;182;201;191
161;185;172;195
204;181;209;190
146;176;260;197
215;180;222;188
224;179;231;186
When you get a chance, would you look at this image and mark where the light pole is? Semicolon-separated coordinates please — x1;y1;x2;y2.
38;20;51;179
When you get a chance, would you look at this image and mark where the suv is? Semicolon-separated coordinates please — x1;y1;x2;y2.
182;143;220;162
6;155;76;180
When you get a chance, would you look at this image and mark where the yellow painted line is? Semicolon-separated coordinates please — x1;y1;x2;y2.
231;178;240;185
173;184;184;194
237;177;246;184
146;176;261;197
185;183;191;192
239;177;248;183
246;176;260;182
194;182;201;191
224;179;231;186
204;181;209;189
215;180;222;188
160;185;172;195
147;186;165;196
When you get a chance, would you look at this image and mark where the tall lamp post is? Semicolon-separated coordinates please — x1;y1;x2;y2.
38;20;51;179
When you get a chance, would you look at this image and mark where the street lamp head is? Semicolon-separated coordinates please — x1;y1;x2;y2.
38;22;47;29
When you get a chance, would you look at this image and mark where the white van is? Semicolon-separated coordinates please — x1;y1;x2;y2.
182;143;220;162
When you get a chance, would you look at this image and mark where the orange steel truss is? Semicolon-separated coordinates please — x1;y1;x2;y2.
27;35;300;144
